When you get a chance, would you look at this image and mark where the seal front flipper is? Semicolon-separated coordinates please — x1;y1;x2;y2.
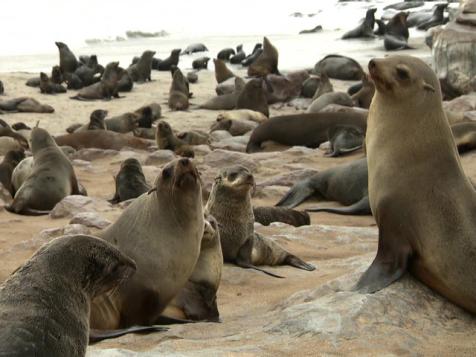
306;196;371;216
355;230;412;293
275;181;314;208
89;325;168;343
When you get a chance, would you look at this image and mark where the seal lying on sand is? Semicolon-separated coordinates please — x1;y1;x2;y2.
0;149;25;196
39;72;66;94
0;97;54;113
253;206;310;227
128;50;155;82
314;55;364;80
55;130;152;151
200;77;245;110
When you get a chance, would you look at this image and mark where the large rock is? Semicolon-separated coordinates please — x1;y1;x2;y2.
69;212;111;229
50;195;112;218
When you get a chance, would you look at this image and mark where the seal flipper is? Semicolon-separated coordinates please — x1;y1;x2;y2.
275;181;314;208
236;238;285;279
284;254;316;271
305;196;371;215
89;325;168;344
355;229;412;293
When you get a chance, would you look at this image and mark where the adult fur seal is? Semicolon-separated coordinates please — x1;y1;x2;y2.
200;77;245;110
169;68;190;111
217;48;235;61
276;158;370;216
0;235;137;356
214;58;235;84
253;206;310;227
104;112;138;133
155;120;193;156
163;214;223;322
356;55;476;314
241;44;262;67
342;8;377;39
230;45;246;64
39;72;66;94
248;37;279;77
246;111;367;153
205;165;315;277
384;12;413;51
55;41;78;75
156;49;181;71
73;109;108;132
236;78;269;117
71;62;124;100
128;50;156;82
416;3;448;30
109;158;150;204
314;55;364;81
90;158;204;329
0;97;54;113
0;149;25;196
7;127;82;215
55;130;151;151
307;92;354;113
210;117;257;136
192;57;210;70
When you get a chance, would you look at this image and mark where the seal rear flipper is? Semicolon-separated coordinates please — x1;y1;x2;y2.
236;236;285;278
355;230;412;293
235;260;285;278
89;325;168;344
284;254;316;271
305;196;371;215
275;182;314;208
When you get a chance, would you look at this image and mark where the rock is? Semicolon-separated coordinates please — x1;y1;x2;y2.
254;185;289;200
192;145;212;156
49;195;112;219
69;212;111;229
72;148;119;161
72;159;92;168
63;224;91;236
299;25;323;34
443;93;476;112
37;227;64;241
144;150;176;166
210;130;233;142
203;149;259;171
257;168;319;187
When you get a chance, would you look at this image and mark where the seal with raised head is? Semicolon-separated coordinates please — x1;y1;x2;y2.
384;12;413;51
168;68;190;111
109;158;150;204
73;109;108;132
7;127;83;215
356;55;476;314
248;37;280;77
416;3;448;30
312;72;334;100
55;41;78;75
0;149;25;196
200;77;245;110
276;158;370;215
214;58;235;84
156;49;181;71
236;78;269;117
39;72;66;94
246;111;367;153
155;120;193;156
351;74;375;109
342;8;377;39
217;47;235;61
205;165;315;277
230;44;246;64
90;158;204;329
128;50;156;82
0;234;137;356
71;62;124;100
163;214;223;322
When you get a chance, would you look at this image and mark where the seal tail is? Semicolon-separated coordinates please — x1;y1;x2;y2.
284;254;316;271
305;196;370;216
236;261;285;279
275;183;314;208
89;326;168;344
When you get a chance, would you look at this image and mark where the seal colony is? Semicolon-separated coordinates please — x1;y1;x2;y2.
1;1;476;354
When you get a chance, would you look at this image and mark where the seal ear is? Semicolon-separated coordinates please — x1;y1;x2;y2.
423;81;435;93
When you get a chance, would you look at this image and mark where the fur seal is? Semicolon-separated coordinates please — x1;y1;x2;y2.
407;4;447;28
205;165;315;276
0;149;25;196
71;62;124;100
217;48;235;61
163;214;223;322
216;109;268;124
248;37;280;77
155;120;193;156
356;54;476;314
351;74;375;109
7;127;82;215
265;70;309;103
181;43;208;55
236;78;269;117
307;92;354;113
105;112;138;133
156;49;181;71
200;77;245;110
109;158;150;204
246;111;367;153
241;44;263;67
312;72;334;100
117;70;134;92
11;157;34;195
214;58;235;84
55;41;78;74
0;97;54;113
277;158;370;216
192;57;210;70
55;130;151;151
168;68;190;111
326;125;364;157
0;234;137;356
384;12;413;51
230;44;246;64
210;117;257;136
342;8;377;39
416;3;448;30
177;130;210;145
314;55;364;80
90;158;204;328
39;72;67;94
253;206;310;227
128;50;156;82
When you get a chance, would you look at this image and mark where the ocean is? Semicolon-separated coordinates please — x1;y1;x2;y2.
0;0;444;73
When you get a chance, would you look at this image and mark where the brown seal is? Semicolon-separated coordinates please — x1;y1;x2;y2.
0;234;137;356
216;109;268;124
168;68;190;110
39;72;66;94
0;97;54;113
200;77;245;110
71;62;124;100
90;158;204;329
55;41;78;75
7;127;83;215
163;214;223;322
236;78;269;117
105;112;138;133
210;117;257;136
155;120;194;157
55;130;152;151
246;111;367;153
177;130;210;145
351;74;375;109
0;149;25;196
356;55;476;314
307;92;354;113
214;58;235;84
205;165;315;277
109;158;151;204
127;50;156;82
253;206;310;227
248;37;280;77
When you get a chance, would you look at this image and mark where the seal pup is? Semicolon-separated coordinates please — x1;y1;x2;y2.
73;109;108;132
155;120;193;156
311;72;334;100
181;43;208;55
351;74;375;109
156;49;181;71
7;127;83;215
248;37;280;77
241;44;263;67
109;158;150;204
277;158;370;215
356;55;476;314
90;158;204;328
55;130;151;151
246;111;367;153
342;8;377;39
230;44;246;64
384;12;413;51
200;77;245;110
217;47;235;61
236;78;269;117
0;97;54;113
326;126;364;157
177;130;210;145
253;206;310;227
192;57;210;70
0;234;138;356
205;165;315;277
214;58;235;84
55;41;78;75
210;117;257;136
104;112;138;133
163;214;223;322
314;55;364;80
0;149;25;196
168;68;190;111
71;62;124;100
307;92;354;113
216;109;268;124
128;50;156;82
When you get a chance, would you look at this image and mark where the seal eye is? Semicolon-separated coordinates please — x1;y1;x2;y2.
396;66;410;81
228;173;237;181
162;167;173;179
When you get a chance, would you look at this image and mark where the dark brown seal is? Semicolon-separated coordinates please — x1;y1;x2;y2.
0;149;25;196
214;58;235;84
236;78;269;117
71;62;124;100
0;97;54;113
342;8;377;39
168;68;190;110
200;77;245;110
109;158;151;204
55;41;78;75
156;49;181;71
127;50;156;82
155;120;194;157
39;72;66;94
248;37;280;77
253;206;310;227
